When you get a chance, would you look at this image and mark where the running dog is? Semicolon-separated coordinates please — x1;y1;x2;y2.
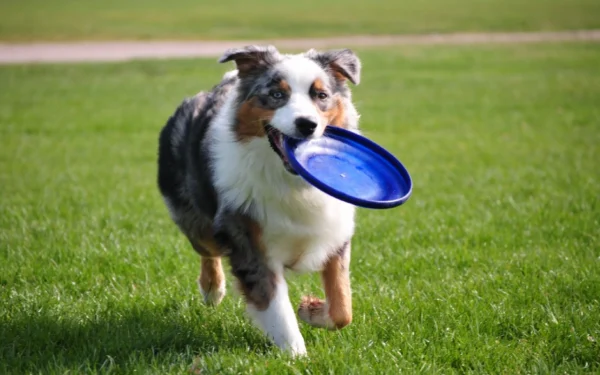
158;45;361;356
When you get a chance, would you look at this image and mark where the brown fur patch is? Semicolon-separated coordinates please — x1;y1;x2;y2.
199;257;224;298
234;60;256;77
332;70;348;83
279;79;291;94
243;216;266;254
321;244;352;329
234;98;274;142
311;78;347;128
312;78;326;92
324;97;347;128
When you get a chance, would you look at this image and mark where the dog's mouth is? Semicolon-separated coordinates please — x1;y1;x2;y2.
265;125;297;175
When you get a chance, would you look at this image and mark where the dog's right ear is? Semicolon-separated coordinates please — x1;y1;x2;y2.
305;48;361;85
218;45;280;78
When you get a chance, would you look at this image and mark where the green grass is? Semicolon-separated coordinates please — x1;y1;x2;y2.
1;43;599;373
0;0;600;42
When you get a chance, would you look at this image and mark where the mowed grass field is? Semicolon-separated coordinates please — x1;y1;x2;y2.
0;0;599;41
1;43;599;373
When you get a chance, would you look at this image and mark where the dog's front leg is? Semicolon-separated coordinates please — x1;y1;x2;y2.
215;212;306;356
244;272;306;356
298;241;352;330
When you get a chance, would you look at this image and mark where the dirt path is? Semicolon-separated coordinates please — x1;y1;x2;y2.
1;30;599;64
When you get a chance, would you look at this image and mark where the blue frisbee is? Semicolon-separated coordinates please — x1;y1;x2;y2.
283;126;412;209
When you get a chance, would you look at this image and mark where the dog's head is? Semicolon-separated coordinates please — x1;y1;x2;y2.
219;45;361;173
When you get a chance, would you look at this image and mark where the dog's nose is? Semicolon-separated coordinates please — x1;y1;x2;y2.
295;117;318;137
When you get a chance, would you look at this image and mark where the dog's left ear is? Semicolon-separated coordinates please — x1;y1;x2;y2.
219;45;281;78
305;48;361;85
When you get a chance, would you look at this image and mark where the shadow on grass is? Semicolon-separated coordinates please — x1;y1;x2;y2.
1;301;270;372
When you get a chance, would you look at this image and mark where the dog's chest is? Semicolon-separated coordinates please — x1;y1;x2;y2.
259;195;355;272
211;135;355;272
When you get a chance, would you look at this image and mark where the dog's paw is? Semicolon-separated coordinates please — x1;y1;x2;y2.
298;296;336;329
288;340;307;358
197;278;226;306
274;336;307;358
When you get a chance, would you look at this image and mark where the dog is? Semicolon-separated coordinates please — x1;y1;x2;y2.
157;45;361;356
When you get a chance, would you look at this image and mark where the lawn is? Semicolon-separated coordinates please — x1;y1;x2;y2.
1;43;599;373
0;0;599;42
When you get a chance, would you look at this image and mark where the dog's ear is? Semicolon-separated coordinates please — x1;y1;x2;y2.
305;48;361;85
218;45;280;78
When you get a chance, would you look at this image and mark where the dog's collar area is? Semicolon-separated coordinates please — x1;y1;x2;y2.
265;125;298;175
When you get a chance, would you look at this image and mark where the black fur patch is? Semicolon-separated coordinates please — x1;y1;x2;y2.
157;75;236;249
214;211;276;310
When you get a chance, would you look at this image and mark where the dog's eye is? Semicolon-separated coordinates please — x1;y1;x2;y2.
270;91;284;99
317;92;329;100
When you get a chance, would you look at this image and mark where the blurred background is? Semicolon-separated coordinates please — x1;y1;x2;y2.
0;0;599;41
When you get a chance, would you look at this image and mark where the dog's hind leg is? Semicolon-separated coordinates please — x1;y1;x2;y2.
198;256;226;305
192;238;226;306
298;241;352;330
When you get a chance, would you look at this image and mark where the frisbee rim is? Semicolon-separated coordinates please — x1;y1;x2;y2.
283;126;413;209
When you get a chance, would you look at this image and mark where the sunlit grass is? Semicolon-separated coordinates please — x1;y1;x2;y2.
1;43;599;373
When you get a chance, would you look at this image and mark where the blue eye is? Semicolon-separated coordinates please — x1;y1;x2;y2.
270;91;284;99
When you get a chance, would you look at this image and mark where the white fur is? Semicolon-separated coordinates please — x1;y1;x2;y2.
198;278;226;305
222;69;238;80
246;275;307;356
